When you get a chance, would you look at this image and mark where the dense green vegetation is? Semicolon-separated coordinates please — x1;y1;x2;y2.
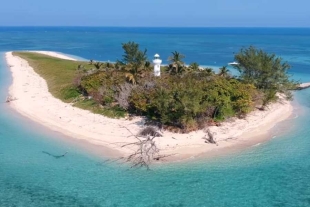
13;43;296;133
129;74;256;132
234;46;297;108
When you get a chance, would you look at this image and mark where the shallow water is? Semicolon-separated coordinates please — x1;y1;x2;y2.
0;28;310;206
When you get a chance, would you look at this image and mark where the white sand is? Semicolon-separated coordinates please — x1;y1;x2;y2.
299;83;310;88
5;51;294;161
32;51;78;61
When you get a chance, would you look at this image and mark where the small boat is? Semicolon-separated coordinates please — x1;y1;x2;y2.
228;61;239;66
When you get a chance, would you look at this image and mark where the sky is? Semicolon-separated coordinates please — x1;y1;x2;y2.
0;0;309;27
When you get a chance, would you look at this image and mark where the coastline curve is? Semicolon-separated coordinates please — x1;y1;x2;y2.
5;51;295;162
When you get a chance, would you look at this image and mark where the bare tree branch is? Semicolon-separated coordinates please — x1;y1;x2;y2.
115;125;173;170
5;96;17;103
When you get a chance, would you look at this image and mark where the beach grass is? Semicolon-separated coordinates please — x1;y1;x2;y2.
12;52;126;118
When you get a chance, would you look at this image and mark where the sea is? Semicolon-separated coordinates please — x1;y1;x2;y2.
0;27;310;207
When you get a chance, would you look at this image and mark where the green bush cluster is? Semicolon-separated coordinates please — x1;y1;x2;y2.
77;69;256;132
75;43;295;132
14;43;295;133
234;46;298;108
79;70;126;105
129;74;256;132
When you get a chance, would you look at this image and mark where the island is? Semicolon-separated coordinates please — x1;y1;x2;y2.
5;43;299;168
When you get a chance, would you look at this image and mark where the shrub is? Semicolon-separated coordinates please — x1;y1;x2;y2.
61;87;80;100
129;73;256;132
115;83;134;110
74;45;261;132
234;46;298;107
138;127;162;137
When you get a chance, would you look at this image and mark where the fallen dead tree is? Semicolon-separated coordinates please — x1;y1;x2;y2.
118;125;172;170
5;96;17;103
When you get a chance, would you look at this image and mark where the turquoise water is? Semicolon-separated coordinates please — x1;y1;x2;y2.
1;28;310;206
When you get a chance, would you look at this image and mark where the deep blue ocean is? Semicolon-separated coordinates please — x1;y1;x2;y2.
1;27;310;207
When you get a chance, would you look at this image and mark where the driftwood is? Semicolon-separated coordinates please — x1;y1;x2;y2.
203;129;217;145
221;137;238;142
5;96;17;103
118;125;172;170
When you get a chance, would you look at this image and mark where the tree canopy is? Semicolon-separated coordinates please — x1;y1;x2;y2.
68;43;297;132
118;41;148;66
188;62;200;72
117;41;149;84
234;46;297;107
218;66;230;78
168;51;185;66
167;51;186;74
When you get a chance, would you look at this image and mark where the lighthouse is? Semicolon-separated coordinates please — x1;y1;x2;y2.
153;54;162;77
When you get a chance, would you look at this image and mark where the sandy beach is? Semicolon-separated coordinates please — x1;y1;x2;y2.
32;51;78;61
5;51;295;161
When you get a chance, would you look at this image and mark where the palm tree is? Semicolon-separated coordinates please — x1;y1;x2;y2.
203;68;215;76
188;62;200;71
124;63;145;85
144;61;151;70
115;62;122;70
106;62;111;68
218;66;230;78
105;62;115;70
93;62;104;70
118;41;149;84
123;53;149;84
168;51;185;65
125;72;138;85
167;51;185;74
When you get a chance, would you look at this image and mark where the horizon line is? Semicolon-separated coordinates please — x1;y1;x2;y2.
1;26;310;29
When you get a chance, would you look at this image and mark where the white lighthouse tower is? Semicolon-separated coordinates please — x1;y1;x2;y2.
153;54;162;77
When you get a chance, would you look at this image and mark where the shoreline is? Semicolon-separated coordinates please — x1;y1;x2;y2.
5;51;295;162
31;51;78;61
